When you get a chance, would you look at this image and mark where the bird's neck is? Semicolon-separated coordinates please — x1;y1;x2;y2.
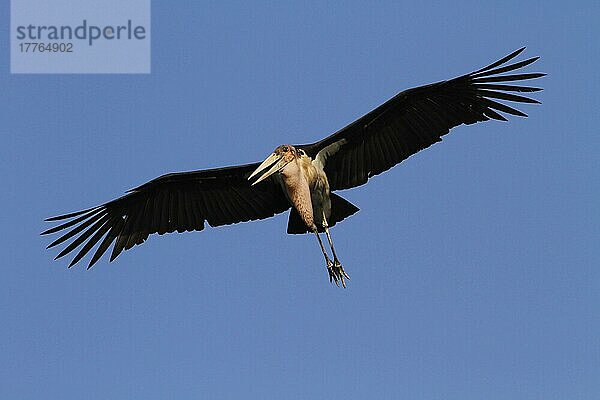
280;160;315;228
280;159;306;190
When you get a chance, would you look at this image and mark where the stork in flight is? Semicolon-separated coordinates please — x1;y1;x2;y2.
43;48;544;287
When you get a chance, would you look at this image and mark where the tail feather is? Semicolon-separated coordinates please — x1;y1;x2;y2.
287;193;359;234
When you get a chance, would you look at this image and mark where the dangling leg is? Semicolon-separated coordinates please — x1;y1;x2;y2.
311;226;344;287
321;213;349;288
312;226;332;266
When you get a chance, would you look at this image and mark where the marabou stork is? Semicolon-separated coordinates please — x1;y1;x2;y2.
43;48;544;287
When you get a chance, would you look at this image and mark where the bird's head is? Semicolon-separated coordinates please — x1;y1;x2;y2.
248;144;298;186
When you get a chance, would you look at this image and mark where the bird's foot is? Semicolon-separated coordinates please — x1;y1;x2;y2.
327;259;350;288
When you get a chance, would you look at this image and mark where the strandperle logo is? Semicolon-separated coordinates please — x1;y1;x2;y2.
11;0;151;74
15;19;147;46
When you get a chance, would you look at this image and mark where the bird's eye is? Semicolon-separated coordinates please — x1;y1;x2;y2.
282;146;288;152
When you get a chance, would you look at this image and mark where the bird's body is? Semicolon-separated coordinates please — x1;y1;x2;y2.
270;146;330;231
248;144;350;283
280;149;324;230
43;48;544;287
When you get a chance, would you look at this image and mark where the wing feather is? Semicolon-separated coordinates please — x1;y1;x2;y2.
43;164;289;268
299;48;544;190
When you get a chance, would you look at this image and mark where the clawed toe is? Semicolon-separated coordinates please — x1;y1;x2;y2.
327;259;350;288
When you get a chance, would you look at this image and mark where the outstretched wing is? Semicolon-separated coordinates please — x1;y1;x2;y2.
299;47;545;190
42;163;290;268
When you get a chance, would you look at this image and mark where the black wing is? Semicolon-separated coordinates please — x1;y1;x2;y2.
299;47;544;190
42;163;290;268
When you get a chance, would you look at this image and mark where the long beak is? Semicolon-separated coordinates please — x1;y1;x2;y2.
248;153;286;186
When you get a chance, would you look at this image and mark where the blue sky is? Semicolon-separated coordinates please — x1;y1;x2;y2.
2;1;599;399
